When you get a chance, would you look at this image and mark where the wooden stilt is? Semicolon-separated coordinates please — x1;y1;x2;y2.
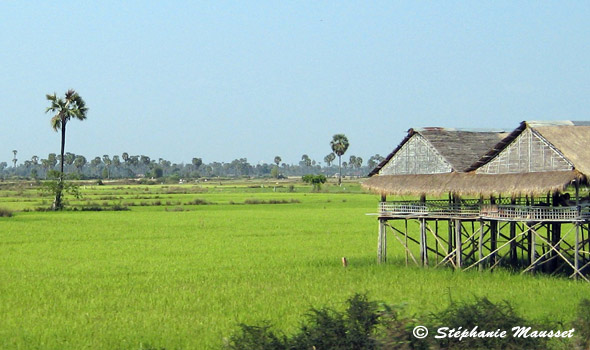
530;223;536;272
435;220;439;264
420;219;428;266
404;219;408;266
478;220;484;271
490;196;498;268
510;198;517;264
378;219;386;263
574;180;582;280
455;219;462;269
574;223;580;280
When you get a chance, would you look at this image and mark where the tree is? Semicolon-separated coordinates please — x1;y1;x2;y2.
302;174;327;192
103;155;112;179
12;150;17;168
324;153;335;167
64;152;75;170
192;157;203;172
330;134;349;185
367;154;384;170
355;156;363;170
152;166;164;178
41;159;51;178
48;153;58;168
74;155;87;174
272;156;282;179
90;156;103;177
112;155;121;166
349;155;357;175
45;89;88;210
140;155;151;166
301;154;312;168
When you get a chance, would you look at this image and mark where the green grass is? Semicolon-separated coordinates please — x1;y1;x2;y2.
0;181;588;349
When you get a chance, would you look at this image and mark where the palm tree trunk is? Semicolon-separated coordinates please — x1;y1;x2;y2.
60;122;66;174
53;121;66;210
338;155;342;186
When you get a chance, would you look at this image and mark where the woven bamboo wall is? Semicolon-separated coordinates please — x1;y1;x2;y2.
477;128;573;174
379;134;453;175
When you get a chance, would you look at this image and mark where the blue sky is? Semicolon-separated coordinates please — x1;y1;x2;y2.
1;1;590;165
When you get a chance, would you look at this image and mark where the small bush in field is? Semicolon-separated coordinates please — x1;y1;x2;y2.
226;294;382;350
573;298;590;350
0;207;13;217
429;297;550;350
226;295;561;350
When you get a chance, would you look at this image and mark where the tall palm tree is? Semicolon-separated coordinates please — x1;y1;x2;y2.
45;89;88;209
330;134;349;185
12;150;17;168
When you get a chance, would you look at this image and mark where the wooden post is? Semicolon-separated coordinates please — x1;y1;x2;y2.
530;224;536;272
490;196;498;268
435;220;439;264
420;219;428;266
378;219;387;263
551;192;561;272
574;180;582;280
478;220;484;271
448;192;455;257
574;222;580;279
510;198;517;265
420;195;427;266
448;219;454;256
455;219;462;269
404;219;408;266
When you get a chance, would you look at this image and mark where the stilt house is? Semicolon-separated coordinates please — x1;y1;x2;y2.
363;121;590;280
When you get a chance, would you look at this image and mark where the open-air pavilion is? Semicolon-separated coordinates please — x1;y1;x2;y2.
362;121;590;281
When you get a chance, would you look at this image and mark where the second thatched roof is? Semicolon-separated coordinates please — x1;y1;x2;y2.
362;171;584;197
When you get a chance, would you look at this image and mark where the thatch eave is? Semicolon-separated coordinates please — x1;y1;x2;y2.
361;171;586;198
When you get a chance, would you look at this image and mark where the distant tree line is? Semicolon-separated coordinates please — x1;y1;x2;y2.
0;152;385;181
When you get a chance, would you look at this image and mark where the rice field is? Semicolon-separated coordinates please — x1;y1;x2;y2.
0;180;588;349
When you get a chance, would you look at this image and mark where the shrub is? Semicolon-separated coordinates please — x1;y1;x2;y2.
111;203;130;211
225;324;286;350
226;294;382;350
573;298;590;349
185;198;212;205
243;199;300;205
429;297;550;350
0;207;13;217
226;295;562;350
302;174;327;191
376;303;429;350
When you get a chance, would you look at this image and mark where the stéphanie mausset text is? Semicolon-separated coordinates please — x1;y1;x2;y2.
435;326;575;341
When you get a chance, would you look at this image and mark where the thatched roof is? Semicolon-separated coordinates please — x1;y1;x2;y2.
369;128;507;176
468;121;590;174
362;171;584;197
364;121;590;197
534;123;590;176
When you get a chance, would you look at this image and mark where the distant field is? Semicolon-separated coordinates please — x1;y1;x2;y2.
0;179;588;349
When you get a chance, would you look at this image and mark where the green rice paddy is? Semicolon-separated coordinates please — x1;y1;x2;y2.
0;180;588;349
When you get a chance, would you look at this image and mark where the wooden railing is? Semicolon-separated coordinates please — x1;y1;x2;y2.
379;201;479;217
379;201;590;221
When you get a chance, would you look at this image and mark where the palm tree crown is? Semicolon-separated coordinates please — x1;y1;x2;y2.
46;89;88;131
330;134;349;157
330;134;349;185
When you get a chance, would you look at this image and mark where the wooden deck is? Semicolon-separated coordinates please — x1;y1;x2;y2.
378;200;590;222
